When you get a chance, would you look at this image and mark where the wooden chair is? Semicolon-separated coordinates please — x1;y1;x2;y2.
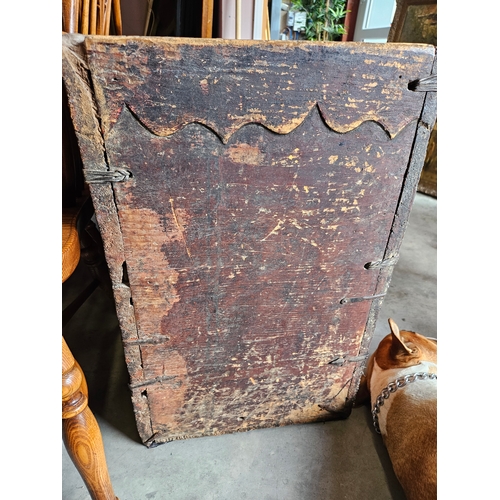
62;208;117;500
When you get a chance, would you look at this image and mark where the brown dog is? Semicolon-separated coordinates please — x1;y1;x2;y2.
357;318;437;500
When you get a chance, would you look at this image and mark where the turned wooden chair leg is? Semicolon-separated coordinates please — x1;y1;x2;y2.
62;337;118;500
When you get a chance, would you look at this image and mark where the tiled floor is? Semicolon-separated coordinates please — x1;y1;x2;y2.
62;192;436;500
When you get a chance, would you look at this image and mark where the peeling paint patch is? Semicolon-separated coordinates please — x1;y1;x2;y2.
118;208;181;338
199;78;209;95
228;143;265;166
341;206;360;213
344;157;358;168
301;237;319;248
261;219;285;241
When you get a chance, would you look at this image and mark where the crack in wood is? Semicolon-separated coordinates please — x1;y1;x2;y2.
170;197;191;258
129;375;178;390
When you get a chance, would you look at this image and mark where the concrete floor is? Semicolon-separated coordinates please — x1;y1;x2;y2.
62;192;437;500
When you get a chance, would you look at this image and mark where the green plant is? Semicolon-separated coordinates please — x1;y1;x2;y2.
291;0;349;41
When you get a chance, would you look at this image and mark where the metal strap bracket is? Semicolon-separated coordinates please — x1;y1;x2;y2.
84;168;132;184
340;293;386;305
408;74;437;92
329;355;368;366
364;255;399;270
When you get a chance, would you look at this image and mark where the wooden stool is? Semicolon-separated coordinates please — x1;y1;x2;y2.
63;207;118;500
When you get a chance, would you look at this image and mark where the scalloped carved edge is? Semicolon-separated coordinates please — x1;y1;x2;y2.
63;33;429;143
120;102;411;144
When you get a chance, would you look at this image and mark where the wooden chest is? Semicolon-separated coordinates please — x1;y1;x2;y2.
62;34;436;447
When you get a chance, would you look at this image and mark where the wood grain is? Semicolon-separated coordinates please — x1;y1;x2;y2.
112;0;122;35
63;409;117;500
62;0;79;33
201;0;214;38
62;338;118;499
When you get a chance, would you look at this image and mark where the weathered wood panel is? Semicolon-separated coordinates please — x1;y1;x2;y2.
62;34;436;446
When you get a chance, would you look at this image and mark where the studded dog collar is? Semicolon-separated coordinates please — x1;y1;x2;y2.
372;372;437;434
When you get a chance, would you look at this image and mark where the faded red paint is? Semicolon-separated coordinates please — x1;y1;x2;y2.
63;34;437;446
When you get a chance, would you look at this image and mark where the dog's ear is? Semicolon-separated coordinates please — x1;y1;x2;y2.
388;318;418;358
388;318;412;353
